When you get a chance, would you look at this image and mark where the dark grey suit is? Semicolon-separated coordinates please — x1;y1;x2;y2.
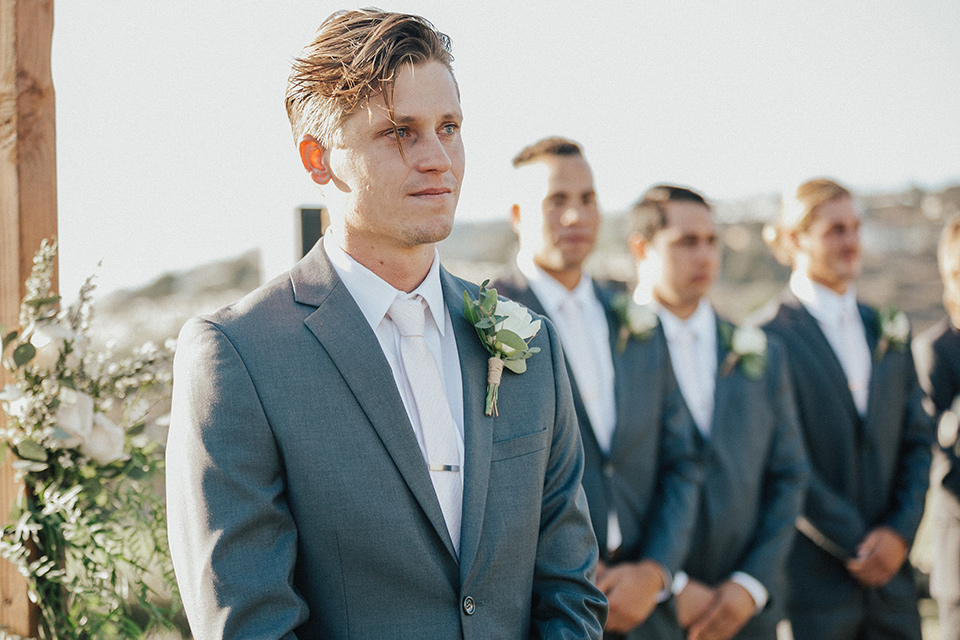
759;290;933;640
647;318;809;640
166;245;607;639
492;272;702;640
914;319;960;639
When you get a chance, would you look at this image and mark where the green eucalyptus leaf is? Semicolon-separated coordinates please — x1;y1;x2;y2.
15;439;48;462
2;330;18;352
12;342;36;367
503;358;527;374
475;317;495;329
495;329;527;353
25;295;61;308
480;290;498;315
127;422;146;437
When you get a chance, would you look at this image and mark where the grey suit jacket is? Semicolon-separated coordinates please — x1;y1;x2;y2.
679;318;809;638
491;272;702;578
166;244;607;640
758;290;933;613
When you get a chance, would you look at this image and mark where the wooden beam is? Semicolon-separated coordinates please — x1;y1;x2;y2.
1;0;57;635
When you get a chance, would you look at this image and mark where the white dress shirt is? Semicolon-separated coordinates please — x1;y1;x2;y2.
655;297;769;613
324;234;465;467
655;299;717;436
518;257;617;453
790;270;872;417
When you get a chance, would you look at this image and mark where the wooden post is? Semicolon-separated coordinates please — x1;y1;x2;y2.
1;0;57;635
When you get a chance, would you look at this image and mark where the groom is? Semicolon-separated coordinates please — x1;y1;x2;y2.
165;9;606;640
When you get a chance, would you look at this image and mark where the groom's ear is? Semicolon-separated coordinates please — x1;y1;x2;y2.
299;135;333;185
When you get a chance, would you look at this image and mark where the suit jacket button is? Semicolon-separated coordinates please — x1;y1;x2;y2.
604;463;615;477
462;595;476;615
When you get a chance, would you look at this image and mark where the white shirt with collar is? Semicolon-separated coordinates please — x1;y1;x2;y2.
654;298;717;437
323;233;465;468
789;270;872;417
517;255;617;453
652;295;769;613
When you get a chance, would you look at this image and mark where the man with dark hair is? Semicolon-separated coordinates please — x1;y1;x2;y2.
631;185;808;640
493;139;702;639
757;178;932;640
914;214;960;640
166;11;605;639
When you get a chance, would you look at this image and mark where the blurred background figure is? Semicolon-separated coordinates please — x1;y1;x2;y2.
758;178;933;640
913;214;960;640
492;138;702;639
631;185;808;640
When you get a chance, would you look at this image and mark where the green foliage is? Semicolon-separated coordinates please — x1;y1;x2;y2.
0;239;180;640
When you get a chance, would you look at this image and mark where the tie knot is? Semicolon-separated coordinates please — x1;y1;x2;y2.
389;295;427;337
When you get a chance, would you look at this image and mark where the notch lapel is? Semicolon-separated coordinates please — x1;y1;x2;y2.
780;292;861;426
442;269;493;581
292;247;457;560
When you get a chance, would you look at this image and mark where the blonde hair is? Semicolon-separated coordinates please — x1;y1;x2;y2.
940;214;960;322
763;178;853;265
285;9;453;148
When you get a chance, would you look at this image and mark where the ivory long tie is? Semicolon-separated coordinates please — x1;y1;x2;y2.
388;295;463;554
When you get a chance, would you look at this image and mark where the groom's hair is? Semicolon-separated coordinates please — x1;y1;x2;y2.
629;185;710;240
285;9;454;148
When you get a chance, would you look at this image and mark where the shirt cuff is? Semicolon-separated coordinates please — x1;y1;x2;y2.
655;563;673;603
730;571;768;613
671;570;689;597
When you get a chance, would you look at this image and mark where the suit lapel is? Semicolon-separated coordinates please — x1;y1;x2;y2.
709;318;733;443
292;247;457;560
780;291;861;425
860;304;887;430
441;269;493;579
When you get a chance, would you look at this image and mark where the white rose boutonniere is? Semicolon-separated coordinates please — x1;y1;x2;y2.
464;281;541;416
610;294;658;353
719;324;768;379
875;308;909;362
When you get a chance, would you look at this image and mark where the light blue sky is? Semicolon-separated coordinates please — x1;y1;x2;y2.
52;1;960;298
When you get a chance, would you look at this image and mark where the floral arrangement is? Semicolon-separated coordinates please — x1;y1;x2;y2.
875;307;910;362
464;282;541;416
0;240;180;639
610;294;658;353
719;324;768;379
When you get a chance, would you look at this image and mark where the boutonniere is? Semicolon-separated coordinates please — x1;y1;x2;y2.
610;294;659;353
875;308;909;362
719;324;768;379
464;281;541;416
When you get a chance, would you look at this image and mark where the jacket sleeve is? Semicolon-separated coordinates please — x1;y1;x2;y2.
882;341;934;543
166;318;307;640
640;350;704;575
737;339;810;592
529;319;608;640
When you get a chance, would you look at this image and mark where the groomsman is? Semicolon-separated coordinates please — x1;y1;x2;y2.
758;178;933;640
914;214;960;640
630;185;809;640
493;138;703;638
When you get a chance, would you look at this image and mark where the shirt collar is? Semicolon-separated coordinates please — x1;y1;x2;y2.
323;233;447;334
789;269;858;328
517;254;593;317
654;297;716;344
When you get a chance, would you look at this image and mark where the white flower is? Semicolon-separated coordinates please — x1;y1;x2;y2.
28;321;85;372
882;311;910;343
54;388;95;448
494;298;542;354
625;302;659;335
731;326;767;356
0;384;30;420
81;413;128;465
